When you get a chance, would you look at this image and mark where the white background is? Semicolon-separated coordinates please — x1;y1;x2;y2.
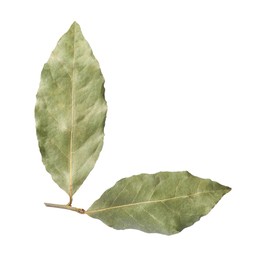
0;0;259;259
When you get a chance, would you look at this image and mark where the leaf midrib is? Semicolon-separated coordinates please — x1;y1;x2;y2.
87;189;227;215
69;25;76;200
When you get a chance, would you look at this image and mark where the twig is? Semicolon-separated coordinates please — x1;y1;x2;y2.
44;202;86;214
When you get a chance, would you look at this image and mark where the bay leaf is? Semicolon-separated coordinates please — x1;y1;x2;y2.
87;171;231;235
35;22;107;202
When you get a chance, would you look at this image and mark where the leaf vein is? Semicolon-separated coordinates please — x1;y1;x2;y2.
141;206;165;226
73;141;102;176
87;190;225;215
51;53;73;80
110;182;130;207
131;184;143;203
68;25;76;200
123;210;146;229
161;201;176;215
40;96;60;125
49;140;69;159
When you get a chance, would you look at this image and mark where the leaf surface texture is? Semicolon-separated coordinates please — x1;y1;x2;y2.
35;22;107;198
88;171;230;235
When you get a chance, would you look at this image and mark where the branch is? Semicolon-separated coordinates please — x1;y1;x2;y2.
44;202;86;214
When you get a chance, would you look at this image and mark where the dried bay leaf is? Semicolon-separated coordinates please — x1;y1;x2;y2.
35;22;107;202
37;22;231;237
87;171;231;235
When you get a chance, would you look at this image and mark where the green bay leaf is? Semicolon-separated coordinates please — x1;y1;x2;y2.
35;22;107;202
87;171;231;235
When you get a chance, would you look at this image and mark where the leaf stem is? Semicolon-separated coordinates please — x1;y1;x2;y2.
44;202;86;214
67;196;73;206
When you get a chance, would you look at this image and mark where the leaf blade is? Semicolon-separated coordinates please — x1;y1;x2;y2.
35;22;107;198
87;171;231;235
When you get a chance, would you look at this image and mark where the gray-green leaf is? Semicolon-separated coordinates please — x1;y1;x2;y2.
87;171;231;235
35;22;107;201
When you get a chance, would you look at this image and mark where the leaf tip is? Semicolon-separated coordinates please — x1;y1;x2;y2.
70;21;81;30
225;186;232;193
